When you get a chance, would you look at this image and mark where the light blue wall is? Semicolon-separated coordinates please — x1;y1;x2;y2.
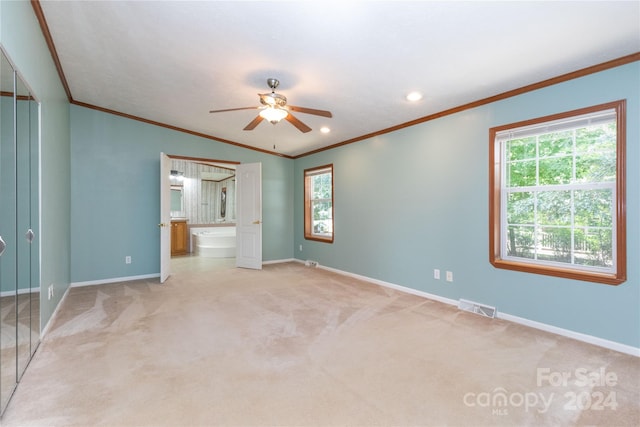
294;62;640;348
70;105;294;283
1;1;71;329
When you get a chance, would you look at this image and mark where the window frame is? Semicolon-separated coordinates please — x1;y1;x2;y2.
489;100;626;285
304;164;334;243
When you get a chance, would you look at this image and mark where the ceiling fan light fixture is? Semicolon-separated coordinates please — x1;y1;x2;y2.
259;107;288;124
406;91;423;102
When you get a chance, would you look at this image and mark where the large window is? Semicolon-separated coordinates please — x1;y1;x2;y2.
304;164;334;243
489;100;626;285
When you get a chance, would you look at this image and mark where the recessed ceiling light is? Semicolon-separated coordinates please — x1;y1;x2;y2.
320;127;331;134
406;91;423;102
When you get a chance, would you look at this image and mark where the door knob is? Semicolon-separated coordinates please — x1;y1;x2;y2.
25;229;35;243
252;220;261;224
0;236;5;257
158;223;166;227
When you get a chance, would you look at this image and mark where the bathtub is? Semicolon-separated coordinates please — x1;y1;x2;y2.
193;227;236;258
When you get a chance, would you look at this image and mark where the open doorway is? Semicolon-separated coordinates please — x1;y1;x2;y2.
167;155;240;261
161;154;263;282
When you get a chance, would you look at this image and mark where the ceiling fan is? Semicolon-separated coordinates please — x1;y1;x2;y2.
209;78;332;133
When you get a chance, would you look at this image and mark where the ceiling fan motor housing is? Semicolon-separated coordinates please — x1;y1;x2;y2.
267;78;280;90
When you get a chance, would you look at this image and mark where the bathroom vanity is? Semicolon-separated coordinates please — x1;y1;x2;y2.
170;219;188;256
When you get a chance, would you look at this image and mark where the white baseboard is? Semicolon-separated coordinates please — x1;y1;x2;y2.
71;273;160;288
263;258;296;265
496;312;640;357
0;287;40;298
318;263;459;307
292;259;639;358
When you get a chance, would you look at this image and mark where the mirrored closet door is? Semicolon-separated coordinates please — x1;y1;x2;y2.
0;48;41;416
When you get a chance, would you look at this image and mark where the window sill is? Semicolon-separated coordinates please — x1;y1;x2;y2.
304;235;334;244
490;258;625;285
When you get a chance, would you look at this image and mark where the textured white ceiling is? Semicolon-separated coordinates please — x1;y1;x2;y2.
39;1;640;157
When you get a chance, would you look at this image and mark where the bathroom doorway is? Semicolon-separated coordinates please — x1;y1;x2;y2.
160;154;241;282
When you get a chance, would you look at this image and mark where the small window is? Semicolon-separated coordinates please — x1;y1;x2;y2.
489;100;626;285
304;164;334;243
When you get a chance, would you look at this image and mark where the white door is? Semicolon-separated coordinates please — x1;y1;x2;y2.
159;152;172;283
236;162;262;269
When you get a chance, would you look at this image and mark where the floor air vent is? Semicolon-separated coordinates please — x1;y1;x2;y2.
458;299;496;318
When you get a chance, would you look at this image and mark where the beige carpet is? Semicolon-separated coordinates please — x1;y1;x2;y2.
2;258;639;426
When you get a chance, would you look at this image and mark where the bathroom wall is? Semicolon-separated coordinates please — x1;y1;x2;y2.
170;159;236;224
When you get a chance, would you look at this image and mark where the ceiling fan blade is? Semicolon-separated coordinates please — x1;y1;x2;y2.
285;113;312;133
288;105;332;118
243;115;264;131
209;106;258;114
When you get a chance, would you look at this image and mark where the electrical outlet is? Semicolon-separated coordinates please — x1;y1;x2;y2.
48;284;54;300
299;245;302;251
125;256;132;264
434;269;440;280
446;271;453;282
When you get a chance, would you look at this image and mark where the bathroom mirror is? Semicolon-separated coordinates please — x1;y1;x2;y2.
220;187;227;219
170;186;184;217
